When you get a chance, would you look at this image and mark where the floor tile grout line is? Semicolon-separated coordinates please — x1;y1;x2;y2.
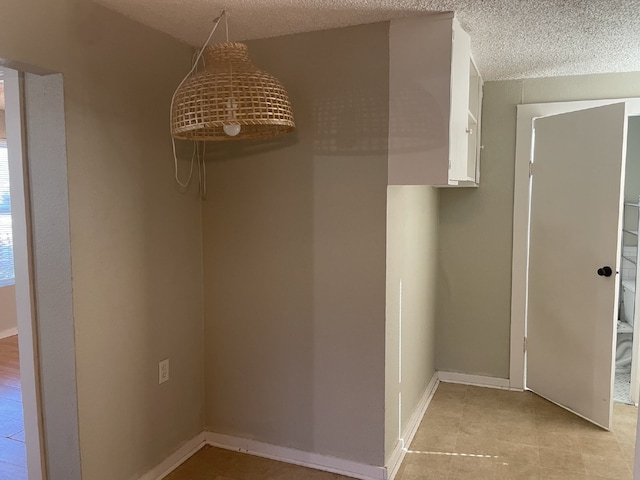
401;384;636;480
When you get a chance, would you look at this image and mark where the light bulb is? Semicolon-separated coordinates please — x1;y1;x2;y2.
224;97;241;137
223;124;242;136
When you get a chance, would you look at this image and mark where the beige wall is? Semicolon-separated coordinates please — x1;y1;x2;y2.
202;23;389;466
0;285;16;335
0;2;204;479
385;186;438;462
437;72;640;378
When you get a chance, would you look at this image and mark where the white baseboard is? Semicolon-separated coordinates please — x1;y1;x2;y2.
385;441;404;480
144;372;462;480
437;371;511;390
140;432;206;480
143;371;513;480
205;431;386;480
385;371;439;480
144;430;386;480
0;327;18;340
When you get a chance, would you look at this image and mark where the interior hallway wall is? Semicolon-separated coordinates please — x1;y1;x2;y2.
202;22;389;466
625;117;640;201
0;2;203;479
436;72;640;378
0;285;16;336
385;186;438;463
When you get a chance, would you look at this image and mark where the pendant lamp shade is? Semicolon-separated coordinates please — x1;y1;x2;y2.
171;42;295;141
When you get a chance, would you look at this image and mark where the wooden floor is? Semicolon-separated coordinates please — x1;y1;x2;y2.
165;445;353;480
0;335;26;479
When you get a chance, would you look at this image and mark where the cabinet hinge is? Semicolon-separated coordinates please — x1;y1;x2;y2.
529;162;534;177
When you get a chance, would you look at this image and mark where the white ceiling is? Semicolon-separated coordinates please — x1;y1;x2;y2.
93;0;640;81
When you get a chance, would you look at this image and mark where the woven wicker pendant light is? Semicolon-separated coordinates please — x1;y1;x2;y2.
171;42;295;141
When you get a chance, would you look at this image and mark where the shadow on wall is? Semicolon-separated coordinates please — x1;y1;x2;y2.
194;83;393;162
193;83;443;163
193;132;299;162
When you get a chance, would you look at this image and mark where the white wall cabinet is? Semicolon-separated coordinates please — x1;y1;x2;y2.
388;14;483;187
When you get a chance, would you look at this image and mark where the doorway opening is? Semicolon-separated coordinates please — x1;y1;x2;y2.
511;100;640;395
505;98;640;479
0;84;27;476
0;66;82;480
1;67;46;480
511;100;640;388
616;116;640;405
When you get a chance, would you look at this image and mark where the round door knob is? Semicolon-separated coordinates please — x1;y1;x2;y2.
597;266;613;277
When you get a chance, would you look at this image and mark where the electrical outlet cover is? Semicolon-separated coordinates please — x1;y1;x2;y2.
159;359;169;384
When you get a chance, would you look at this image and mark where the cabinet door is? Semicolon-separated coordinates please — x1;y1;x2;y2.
466;60;482;184
448;20;471;183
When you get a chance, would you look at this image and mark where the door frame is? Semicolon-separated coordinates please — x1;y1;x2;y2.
509;98;640;391
3;68;83;480
4;67;46;480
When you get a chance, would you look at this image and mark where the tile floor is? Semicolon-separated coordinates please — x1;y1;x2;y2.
616;372;633;405
166;382;638;480
0;335;27;480
397;382;637;480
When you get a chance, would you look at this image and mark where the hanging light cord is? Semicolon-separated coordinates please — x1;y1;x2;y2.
170;9;227;193
198;141;207;200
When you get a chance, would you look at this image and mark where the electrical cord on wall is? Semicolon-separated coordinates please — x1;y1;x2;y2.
170;9;227;197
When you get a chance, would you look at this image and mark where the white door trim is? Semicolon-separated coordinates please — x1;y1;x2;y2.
509;98;640;391
4;68;83;480
22;72;82;480
4;67;46;480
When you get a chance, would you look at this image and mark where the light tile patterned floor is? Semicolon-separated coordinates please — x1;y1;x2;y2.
167;382;638;480
615;372;632;405
397;382;637;480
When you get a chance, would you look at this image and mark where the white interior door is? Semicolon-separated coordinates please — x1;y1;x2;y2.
527;103;629;429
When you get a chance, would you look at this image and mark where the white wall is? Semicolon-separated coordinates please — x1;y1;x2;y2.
385;186;438;463
0;2;204;479
202;23;390;466
436;72;640;378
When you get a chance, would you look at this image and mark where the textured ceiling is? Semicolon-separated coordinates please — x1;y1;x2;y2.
92;0;640;81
